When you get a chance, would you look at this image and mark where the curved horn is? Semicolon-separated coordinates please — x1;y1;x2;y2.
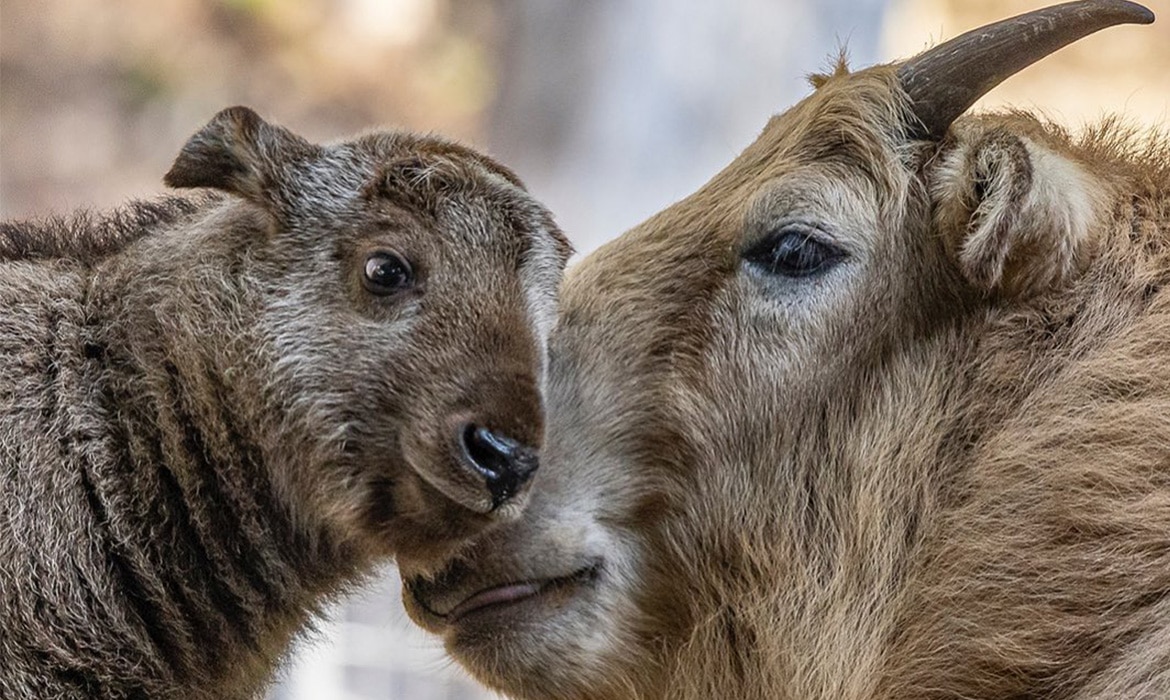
898;0;1154;140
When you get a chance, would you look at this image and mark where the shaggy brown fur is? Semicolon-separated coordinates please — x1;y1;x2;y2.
0;106;569;698
399;15;1170;700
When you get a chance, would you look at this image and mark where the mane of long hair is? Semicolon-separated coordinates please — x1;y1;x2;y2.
0;195;213;264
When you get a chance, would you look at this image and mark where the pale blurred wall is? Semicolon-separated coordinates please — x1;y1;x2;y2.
1;2;1168;700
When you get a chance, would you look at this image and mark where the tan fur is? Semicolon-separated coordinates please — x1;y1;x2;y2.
399;32;1170;700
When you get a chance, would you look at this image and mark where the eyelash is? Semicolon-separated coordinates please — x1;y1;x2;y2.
741;224;846;277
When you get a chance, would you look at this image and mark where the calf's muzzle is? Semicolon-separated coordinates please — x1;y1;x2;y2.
457;423;539;510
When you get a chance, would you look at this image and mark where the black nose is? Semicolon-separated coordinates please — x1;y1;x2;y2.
458;423;539;509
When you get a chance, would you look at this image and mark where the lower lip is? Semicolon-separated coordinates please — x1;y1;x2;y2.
447;563;602;624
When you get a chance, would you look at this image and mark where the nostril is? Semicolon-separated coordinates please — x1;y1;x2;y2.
458;423;538;509
462;424;510;480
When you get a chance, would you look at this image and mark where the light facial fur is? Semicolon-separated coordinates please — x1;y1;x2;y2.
0;106;570;698
400;3;1170;699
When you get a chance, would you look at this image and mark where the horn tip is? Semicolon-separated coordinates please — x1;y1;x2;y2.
1110;0;1155;24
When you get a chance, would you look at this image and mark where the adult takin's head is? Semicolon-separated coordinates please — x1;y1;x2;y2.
401;2;1170;699
152;106;569;563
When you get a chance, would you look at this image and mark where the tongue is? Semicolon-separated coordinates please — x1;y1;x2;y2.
449;582;542;620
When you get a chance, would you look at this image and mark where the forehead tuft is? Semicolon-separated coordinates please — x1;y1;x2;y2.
352;132;526;192
715;63;914;214
413;137;528;191
787;66;909;171
807;50;852;90
348;131;572;264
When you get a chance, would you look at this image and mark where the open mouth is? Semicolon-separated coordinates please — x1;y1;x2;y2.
425;560;603;624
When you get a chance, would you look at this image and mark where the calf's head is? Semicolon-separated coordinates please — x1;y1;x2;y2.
162;107;570;564
400;2;1160;698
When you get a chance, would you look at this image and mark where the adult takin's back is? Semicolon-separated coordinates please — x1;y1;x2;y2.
401;2;1170;699
0;106;570;698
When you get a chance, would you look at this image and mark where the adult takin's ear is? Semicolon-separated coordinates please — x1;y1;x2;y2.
930;122;1109;299
164;106;316;215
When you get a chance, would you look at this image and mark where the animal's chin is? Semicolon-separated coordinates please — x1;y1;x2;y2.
454;561;602;623
401;549;639;699
404;558;604;639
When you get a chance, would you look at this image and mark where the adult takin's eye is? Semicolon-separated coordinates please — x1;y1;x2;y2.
742;224;846;278
362;251;415;295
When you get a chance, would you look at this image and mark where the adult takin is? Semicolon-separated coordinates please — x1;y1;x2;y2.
0;106;570;698
402;2;1170;699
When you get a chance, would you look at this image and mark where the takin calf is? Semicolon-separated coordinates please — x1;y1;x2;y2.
0;106;570;698
401;1;1170;698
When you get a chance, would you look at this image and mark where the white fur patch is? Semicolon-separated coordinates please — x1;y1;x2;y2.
932;128;1107;297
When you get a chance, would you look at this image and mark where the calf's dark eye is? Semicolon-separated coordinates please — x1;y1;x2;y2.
362;251;414;295
742;225;845;278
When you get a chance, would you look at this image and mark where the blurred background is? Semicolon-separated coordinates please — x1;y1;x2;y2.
1;1;1166;698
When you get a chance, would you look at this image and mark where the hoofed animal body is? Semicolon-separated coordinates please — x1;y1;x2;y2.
401;2;1170;699
0;107;570;698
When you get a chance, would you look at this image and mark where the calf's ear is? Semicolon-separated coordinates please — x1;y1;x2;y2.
930;123;1108;299
165;106;315;214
